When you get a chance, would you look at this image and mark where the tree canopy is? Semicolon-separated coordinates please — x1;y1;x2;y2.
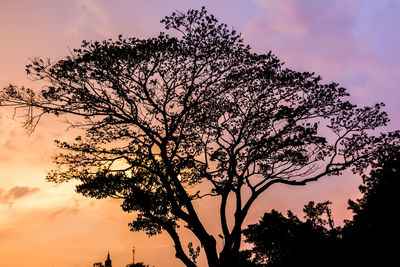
242;145;400;266
342;144;400;265
1;7;398;267
242;202;340;267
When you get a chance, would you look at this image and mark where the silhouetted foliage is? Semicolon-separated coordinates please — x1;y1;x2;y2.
342;145;400;265
126;263;151;267
243;202;340;266
1;7;398;267
243;146;400;266
93;256;152;267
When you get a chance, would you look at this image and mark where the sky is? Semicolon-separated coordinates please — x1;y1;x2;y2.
0;0;399;266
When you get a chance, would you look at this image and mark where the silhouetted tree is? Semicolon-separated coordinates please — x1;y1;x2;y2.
303;200;336;230
243;202;340;266
242;145;400;266
93;258;152;267
1;7;398;267
342;145;400;265
126;263;151;267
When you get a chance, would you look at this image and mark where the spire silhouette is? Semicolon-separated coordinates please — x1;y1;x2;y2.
105;251;112;267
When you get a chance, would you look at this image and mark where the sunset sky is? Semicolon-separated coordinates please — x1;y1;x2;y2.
1;1;400;266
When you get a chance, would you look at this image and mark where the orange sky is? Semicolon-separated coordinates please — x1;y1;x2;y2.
1;1;399;266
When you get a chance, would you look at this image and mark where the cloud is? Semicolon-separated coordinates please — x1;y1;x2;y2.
246;0;362;70
49;197;81;219
243;0;400;114
66;0;113;39
0;186;40;207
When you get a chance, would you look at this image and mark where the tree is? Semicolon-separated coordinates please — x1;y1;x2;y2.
0;7;398;267
242;202;340;266
342;145;400;265
243;146;400;266
302;200;335;230
126;263;151;267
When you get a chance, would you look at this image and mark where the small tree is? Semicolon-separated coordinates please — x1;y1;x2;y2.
303;200;335;230
126;263;150;267
1;7;398;267
243;202;340;266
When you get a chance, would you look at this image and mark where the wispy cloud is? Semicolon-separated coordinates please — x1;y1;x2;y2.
246;0;362;71
245;0;400;110
66;0;113;38
0;186;40;207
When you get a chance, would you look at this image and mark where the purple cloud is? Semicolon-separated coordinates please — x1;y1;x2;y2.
244;0;400;128
246;0;363;73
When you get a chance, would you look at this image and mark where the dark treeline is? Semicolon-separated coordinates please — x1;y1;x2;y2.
93;260;151;267
241;145;400;266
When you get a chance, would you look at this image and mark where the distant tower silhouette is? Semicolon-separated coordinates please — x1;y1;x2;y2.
105;251;112;267
132;245;135;265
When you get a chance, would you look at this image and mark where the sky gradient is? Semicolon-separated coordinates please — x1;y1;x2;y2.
1;1;399;266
